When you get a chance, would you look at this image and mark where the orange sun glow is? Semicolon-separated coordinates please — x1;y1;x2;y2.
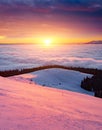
44;39;52;46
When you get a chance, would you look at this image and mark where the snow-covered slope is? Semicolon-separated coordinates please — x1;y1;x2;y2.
10;68;93;95
0;76;102;130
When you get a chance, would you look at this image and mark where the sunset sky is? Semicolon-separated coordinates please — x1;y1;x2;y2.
0;0;102;44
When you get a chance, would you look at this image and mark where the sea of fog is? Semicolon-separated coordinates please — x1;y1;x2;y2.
0;44;102;70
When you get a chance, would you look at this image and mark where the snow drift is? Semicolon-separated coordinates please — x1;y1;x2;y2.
0;76;102;130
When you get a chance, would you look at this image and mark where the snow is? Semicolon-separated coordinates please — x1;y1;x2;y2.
0;75;102;130
10;68;93;96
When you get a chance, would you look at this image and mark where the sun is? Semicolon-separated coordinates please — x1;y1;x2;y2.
44;39;52;46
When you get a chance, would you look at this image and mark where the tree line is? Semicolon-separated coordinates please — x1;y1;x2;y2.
0;65;102;77
81;74;102;98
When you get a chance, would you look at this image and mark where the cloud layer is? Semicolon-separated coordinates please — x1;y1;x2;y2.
0;0;102;9
0;44;102;70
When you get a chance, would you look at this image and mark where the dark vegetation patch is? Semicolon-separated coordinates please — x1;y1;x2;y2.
0;65;102;77
81;74;102;98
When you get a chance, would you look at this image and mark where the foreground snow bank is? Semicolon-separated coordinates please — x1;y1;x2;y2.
0;76;102;130
11;68;93;95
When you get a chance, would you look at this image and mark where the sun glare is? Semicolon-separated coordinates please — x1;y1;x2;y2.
44;39;52;46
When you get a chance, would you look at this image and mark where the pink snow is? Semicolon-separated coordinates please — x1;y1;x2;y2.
0;76;102;130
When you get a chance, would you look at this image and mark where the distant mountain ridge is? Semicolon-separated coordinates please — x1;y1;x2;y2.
86;40;102;44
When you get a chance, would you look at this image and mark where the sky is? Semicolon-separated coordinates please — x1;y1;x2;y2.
0;0;102;44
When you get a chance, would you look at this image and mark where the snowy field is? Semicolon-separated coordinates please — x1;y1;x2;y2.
10;68;93;96
0;76;102;130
